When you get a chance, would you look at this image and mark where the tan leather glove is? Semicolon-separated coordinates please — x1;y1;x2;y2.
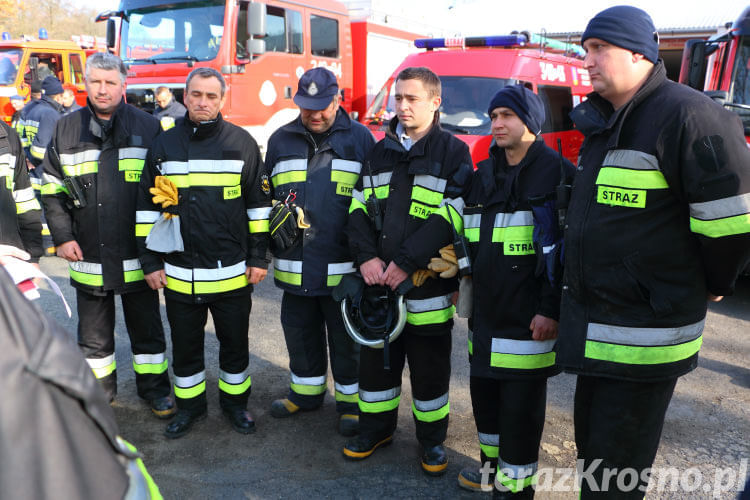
295;206;310;228
149;176;179;219
427;244;458;278
411;269;437;287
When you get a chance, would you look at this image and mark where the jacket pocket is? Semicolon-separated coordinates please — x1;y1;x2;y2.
622;253;673;317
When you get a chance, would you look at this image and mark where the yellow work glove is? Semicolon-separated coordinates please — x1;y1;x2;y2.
149;176;179;219
411;269;437;287
427;244;458;278
295;206;310;229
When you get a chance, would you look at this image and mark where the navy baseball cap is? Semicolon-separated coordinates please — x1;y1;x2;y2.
42;76;64;96
294;67;339;110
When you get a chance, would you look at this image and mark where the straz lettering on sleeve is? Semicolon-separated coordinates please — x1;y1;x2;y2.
504;240;535;256
409;202;436;219
224;185;242;200
124;171;141;183
597;186;646;208
336;183;353;196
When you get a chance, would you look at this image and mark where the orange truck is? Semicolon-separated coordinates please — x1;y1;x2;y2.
0;39;89;123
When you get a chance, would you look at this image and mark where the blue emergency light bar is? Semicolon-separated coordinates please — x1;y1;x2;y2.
415;35;527;50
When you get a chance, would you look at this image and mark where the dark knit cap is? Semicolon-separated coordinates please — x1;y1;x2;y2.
581;5;659;63
41;76;64;96
487;84;545;135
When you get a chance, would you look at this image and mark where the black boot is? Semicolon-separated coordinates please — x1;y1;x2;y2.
421;444;448;476
342;434;393;460
164;409;207;439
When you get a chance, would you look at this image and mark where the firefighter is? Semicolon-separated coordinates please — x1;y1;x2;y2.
9;95;25;133
265;67;375;436
41;52;174;417
62;88;83;115
0;120;42;266
457;85;573;498
17;80;43;154
153;86;186;131
26;76;64;256
136;67;271;439
558;6;750;498
344;66;473;476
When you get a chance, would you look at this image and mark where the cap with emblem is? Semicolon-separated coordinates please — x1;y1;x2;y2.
293;67;339;111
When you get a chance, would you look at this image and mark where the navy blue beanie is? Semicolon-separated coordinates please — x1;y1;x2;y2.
582;6;659;63
487;84;545;135
41;76;64;96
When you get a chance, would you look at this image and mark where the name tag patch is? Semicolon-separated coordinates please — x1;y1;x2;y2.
597;186;646;208
336;183;353;196
124;171;141;183
409;202;436;219
224;186;242;200
504;241;535;255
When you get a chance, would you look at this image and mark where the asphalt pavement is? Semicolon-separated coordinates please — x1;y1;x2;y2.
35;256;750;499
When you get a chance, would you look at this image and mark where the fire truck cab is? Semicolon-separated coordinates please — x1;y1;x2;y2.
679;6;750;145
363;35;592;166
0;40;88;123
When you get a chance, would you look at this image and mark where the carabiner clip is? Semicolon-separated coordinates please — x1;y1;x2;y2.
285;189;297;205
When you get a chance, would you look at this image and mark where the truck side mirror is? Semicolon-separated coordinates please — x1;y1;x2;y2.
247;3;266;38
106;19;116;49
246;39;266;57
679;39;708;90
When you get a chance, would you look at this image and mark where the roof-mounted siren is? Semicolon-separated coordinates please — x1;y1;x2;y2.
414;35;529;51
38;28;48;40
1;32;10;41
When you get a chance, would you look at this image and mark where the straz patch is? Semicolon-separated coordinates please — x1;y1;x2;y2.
597;186;646;208
409;202;436;219
504;240;535;255
336;183;353;196
124;171;141;183
261;174;271;196
224;185;242;200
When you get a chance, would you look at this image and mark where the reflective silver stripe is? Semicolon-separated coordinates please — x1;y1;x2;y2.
133;353;165;365
118;147;148;160
87;354;115;369
175;371;206;388
494;211;533;228
0;165;13;177
161;161;188;175
360;387;401;402
491;338;556;355
59;149;100;165
193;261;246;281
497;460;538;479
463;214;482;228
30;145;46;157
0;153;15;168
406;294;453;313
441;196;465;215
328;262;355;275
542;244;556;254
603;149;660;171
413;393;449;412
188;159;244;173
331;159;362;174
25;119;39;128
13;186;36;203
335;382;358;395
586;319;705;347
479;432;499;446
413;174;446;192
352;189;366;204
291;373;326;386
42;173;63;186
247;207;272;219
136;210;161;223
70;261;102;274
220;367;251;384
689;193;750;220
123;259;142;272
363;172;392;188
275;258;302;273
164;262;193;281
272;158;307;175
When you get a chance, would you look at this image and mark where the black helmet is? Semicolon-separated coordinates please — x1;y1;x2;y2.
333;275;406;348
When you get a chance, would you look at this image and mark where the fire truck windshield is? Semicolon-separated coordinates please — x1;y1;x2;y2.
366;76;514;135
0;49;22;85
120;2;225;64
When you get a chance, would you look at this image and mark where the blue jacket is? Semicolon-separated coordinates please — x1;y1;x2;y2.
265;109;375;296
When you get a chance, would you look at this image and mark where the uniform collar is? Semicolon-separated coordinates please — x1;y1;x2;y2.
186;112;223;139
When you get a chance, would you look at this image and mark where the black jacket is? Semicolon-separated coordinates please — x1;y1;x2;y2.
42;100;161;295
558;61;750;381
265;108;375;295
347;115;473;334
465;138;573;379
0;122;42;261
136;113;270;304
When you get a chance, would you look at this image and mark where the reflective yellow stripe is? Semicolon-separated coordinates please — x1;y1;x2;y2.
174;381;206;399
411;400;449;423
496;469;536;493
407;305;455;326
124;269;145;283
166;276;192;294
331;170;359;185
91;360;116;379
435;204;463;232
193;275;247;294
690;214;750;238
490;352;556;369
70;269;104;287
219;376;252;395
16;198;41;214
135;223;154;237
411;185;443;206
272;170;306;185
63;162;98;177
595;167;668;190
465;227;479;242
349;197;368;214
327;275;343;287
249;220;269;233
585;335;702;365
491;225;533;243
118;438;164;500
363;186;389;200
290;382;327;396
118;158;145;171
335;391;359;403
359;395;400;413
167;173;241;188
274;269;302;286
132;359;168;375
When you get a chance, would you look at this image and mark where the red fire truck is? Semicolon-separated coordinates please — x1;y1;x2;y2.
97;0;421;153
363;34;592;166
679;6;750;145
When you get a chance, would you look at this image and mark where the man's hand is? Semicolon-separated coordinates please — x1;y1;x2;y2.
246;267;267;285
529;314;559;341
383;261;408;291
57;240;83;262
708;294;724;302
360;257;386;286
145;269;166;290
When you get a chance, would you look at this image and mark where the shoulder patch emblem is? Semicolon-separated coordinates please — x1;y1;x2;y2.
261;174;271;195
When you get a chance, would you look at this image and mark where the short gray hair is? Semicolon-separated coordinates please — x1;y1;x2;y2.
85;52;128;83
185;67;226;96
